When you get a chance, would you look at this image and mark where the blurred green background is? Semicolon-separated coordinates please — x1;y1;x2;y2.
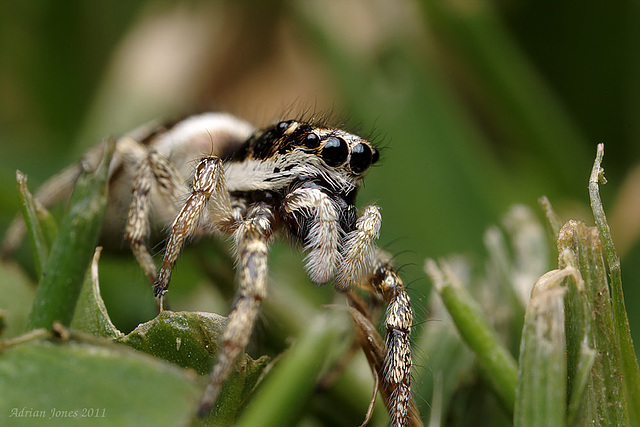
0;0;639;421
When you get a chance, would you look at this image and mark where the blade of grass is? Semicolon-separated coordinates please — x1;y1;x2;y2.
588;144;640;424
235;309;348;427
15;171;53;277
567;344;596;426
26;140;113;331
514;268;573;427
539;196;563;243
556;247;598;427
425;259;518;415
558;220;630;426
414;299;476;424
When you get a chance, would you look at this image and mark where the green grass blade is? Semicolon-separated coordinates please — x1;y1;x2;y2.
558;220;630;426
515;269;571;427
414;291;475;424
235;310;347;427
425;259;518;414
588;144;640;425
16;171;51;277
567;344;596;426
26;140;113;331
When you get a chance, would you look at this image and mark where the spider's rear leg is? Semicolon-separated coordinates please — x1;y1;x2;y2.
197;204;274;416
125;150;190;285
154;156;234;297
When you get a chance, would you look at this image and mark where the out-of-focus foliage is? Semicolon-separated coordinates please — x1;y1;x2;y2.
1;1;639;426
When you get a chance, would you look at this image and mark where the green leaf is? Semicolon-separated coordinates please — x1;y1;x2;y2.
0;261;36;339
120;310;268;426
70;247;123;340
27;140;113;331
0;338;201;427
414;291;476;424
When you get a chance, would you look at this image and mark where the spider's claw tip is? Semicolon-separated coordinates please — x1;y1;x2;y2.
152;283;167;298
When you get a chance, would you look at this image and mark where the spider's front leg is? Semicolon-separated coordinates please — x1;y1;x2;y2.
149;154;275;416
336;205;381;291
338;205;414;426
153;156;234;297
198;203;275;415
282;184;341;284
370;250;413;427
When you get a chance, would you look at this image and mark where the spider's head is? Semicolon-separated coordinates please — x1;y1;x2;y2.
275;120;379;175
225;120;379;195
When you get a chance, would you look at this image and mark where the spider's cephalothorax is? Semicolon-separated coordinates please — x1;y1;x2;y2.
3;113;414;426
218;119;382;289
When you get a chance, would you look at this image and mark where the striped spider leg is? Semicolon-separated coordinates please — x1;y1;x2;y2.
147;118;414;425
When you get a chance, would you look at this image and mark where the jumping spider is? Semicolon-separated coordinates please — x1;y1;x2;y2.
3;113;414;426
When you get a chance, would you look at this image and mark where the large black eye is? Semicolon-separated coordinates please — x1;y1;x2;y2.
321;137;349;166
371;147;380;164
304;132;320;148
276;120;292;133
349;143;373;173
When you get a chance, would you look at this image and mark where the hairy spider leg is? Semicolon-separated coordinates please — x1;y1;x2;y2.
150;154;276;416
336;205;381;291
197;204;274;416
371;250;413;427
347;284;420;427
154;156;234;297
125;149;191;284
283;186;340;285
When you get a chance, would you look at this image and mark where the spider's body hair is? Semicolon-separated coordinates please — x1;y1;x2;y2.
224;120;375;196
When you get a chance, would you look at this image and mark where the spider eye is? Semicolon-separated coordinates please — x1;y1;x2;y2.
349;143;373;173
276;121;292;133
304;132;320;148
371;147;380;164
321;137;349;166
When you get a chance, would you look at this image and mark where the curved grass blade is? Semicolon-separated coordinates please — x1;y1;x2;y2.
588;144;640;424
425;259;518;415
15;171;57;277
27;140;113;331
235;310;347;427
